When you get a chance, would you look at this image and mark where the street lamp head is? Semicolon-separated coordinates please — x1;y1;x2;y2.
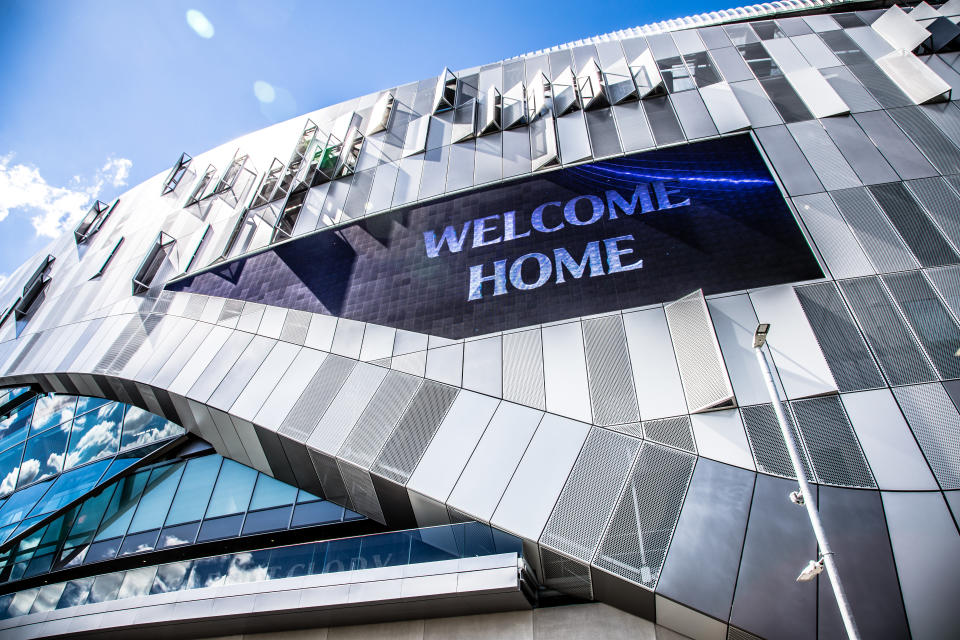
753;323;770;349
796;558;824;582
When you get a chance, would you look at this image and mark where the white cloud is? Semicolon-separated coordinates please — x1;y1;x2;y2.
0;152;133;239
186;9;215;38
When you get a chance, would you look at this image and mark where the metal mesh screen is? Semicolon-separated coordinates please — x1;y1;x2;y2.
893;384;960;489
607;422;645;439
642;416;696;453
583;315;641;426
503;329;546;410
925;265;960;322
790;395;875;488
182;295;206;320
741;403;816;482
888;106;960;176
540;547;594;600
882;270;960;380
279;310;311;344
905;177;960;255
794;282;884;392
727;626;765;640
338;371;421;468
870;182;959;268
278;354;356;441
664;290;735;413
830;188;918;274
594;442;695;589
371;381;458;483
540;428;641;562
838;276;937;386
338;461;385;523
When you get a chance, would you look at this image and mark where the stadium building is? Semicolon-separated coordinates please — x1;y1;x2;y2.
0;1;959;638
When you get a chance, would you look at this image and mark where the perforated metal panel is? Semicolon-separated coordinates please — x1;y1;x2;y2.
926;265;960;321
540;547;594;600
338;370;421;468
94;316;143;373
594;442;695;589
893;384;960;489
503;329;546;410
582;315;641;426
838;276;938;386
607;422;645;439
882;270;960;381
338;460;385;523
794;282;884;392
869;182;959;268
371;381;458;483
741;403;816;482
727;626;764;640
278;354;356;441
888;106;960;176
279;309;311;344
905;177;960;256
830;188;919;274
218;299;245;323
664;290;735;413
182;295;206;320
642;416;696;453
540;427;641;562
790;395;875;488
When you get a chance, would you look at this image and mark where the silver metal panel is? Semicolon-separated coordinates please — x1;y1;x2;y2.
556;111;592;164
670;90;718;140
491;413;590;541
622;307;687;420
784;67;850;118
731;79;783;128
842;389;938;490
877;50;952;105
151;322;214;389
707;294;783;407
235;302;265;333
690;409;755;470
167;325;233;396
871;5;932;51
425;343;463;386
749;285;838;399
132;317;196;384
330;318;365;359
229;341;300;422
699;82;750;133
792;193;875;279
258;306;286;340
582;315;640;427
892;383;960;489
186;330;255;402
462;336;502;397
338;370;421;469
305;313;337;352
791;33;842;69
407;390;498;500
358;323;395;362
502;329;546;410
542;321;592;422
447;401;542;522
253;347;327;431
206;335;276;411
787;120;861;191
306;361;386;455
763;38;810;73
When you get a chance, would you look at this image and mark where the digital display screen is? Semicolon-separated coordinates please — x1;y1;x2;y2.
168;134;822;339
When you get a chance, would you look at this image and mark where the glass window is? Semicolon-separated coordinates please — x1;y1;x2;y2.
29;583;66;613
186;555;230;589
118;529;160;556
157;521;200;548
56;577;94;609
117;566;158;599
291;500;343;528
29;395;76;434
6;587;39;617
0;479;51;527
27;458;111;518
87;571;124;603
357;531;410;570
63;483;116;551
75;396;110;416
205;459;256;518
241;506;292;535
321;537;361;573
0;399;35;451
128;463;183;533
196;514;243;542
0;444;24;496
151;560;191;594
93;469;150;541
267;544;315;579
223;549;270;585
65;402;123;469
165;456;220;525
248;473;297;511
84;537;122;563
120;406;182;451
17;425;69;488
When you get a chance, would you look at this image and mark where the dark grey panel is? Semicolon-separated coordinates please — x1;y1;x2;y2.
642;96;685;146
794;282;884;392
853;110;937;180
594;442;695;589
829;187;919;274
590;565;656;621
790;395;875;488
582;315;640;427
820;115;898;185
711;47;754;82
671;90;718;140
729;474;817;640
906;178;960;253
541;547;593;599
741;402;815;482
847;62;912;110
754;125;823;196
611;102;655;152
839;277;938;386
309;449;352;510
584;108;623;159
370;380;458;483
888;106;960;176
657;459;754;621
642;416;696;453
540;427;641;562
821;66;882;113
278;433;324;497
883;270;960;380
817;486;909;640
759;76;812;124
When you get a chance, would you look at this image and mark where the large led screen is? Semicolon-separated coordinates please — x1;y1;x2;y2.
168;134;823;338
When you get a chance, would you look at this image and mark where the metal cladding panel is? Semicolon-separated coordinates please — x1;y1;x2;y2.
371;380;459;484
279;309;311;345
540;547;594;600
820;113;898;184
151;323;215;389
893;383;960;489
338;460;385;523
708;294;782;407
794;282;885;392
729;474;817;640
461;336;502;397
447;401;542;522
253;347;327;431
502;329;546;410
853;109;937;179
622;308;687;420
582;315;640;427
830;187;920;274
657;458;754;622
642;415;696;454
842;389;938;491
303;360;382;455
888;105;960;176
790;395;875;488
787;120;860;191
228;341;300;422
882;491;960;640
337;370;421;470
869;182;959;268
664;290;735;413
541;322;592;423
906;177;960;253
838;276;938;386
793;192;875;280
927;264;960;320
492;413;589;541
749;285;837;399
689;409;755;471
205;335;276;411
740;402;816;482
883;269;960;380
407;391;499;500
167;325;233;396
540;427;641;563
594;442;695;590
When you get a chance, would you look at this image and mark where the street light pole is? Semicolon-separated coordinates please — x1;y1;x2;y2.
752;324;861;640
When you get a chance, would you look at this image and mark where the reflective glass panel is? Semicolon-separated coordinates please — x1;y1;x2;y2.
151;560;191;593
29;396;76;435
157;521;199;548
248;473;297;510
27;458;110;517
291;500;343;528
186;555;230;589
93;469;150;540
205;459;256;518
17;425;69;488
223;549;270;584
55;577;93;609
0;400;35;450
165;455;220;525
128;463;183;533
241;506;292;535
74;396;110;416
267;544;315;579
65;402;123;469
0;444;24;496
0;480;51;527
120;406;182;451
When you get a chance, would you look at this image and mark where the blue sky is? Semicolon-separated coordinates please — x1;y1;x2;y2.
0;0;724;283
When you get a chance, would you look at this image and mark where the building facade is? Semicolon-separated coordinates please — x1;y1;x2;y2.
0;1;959;638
